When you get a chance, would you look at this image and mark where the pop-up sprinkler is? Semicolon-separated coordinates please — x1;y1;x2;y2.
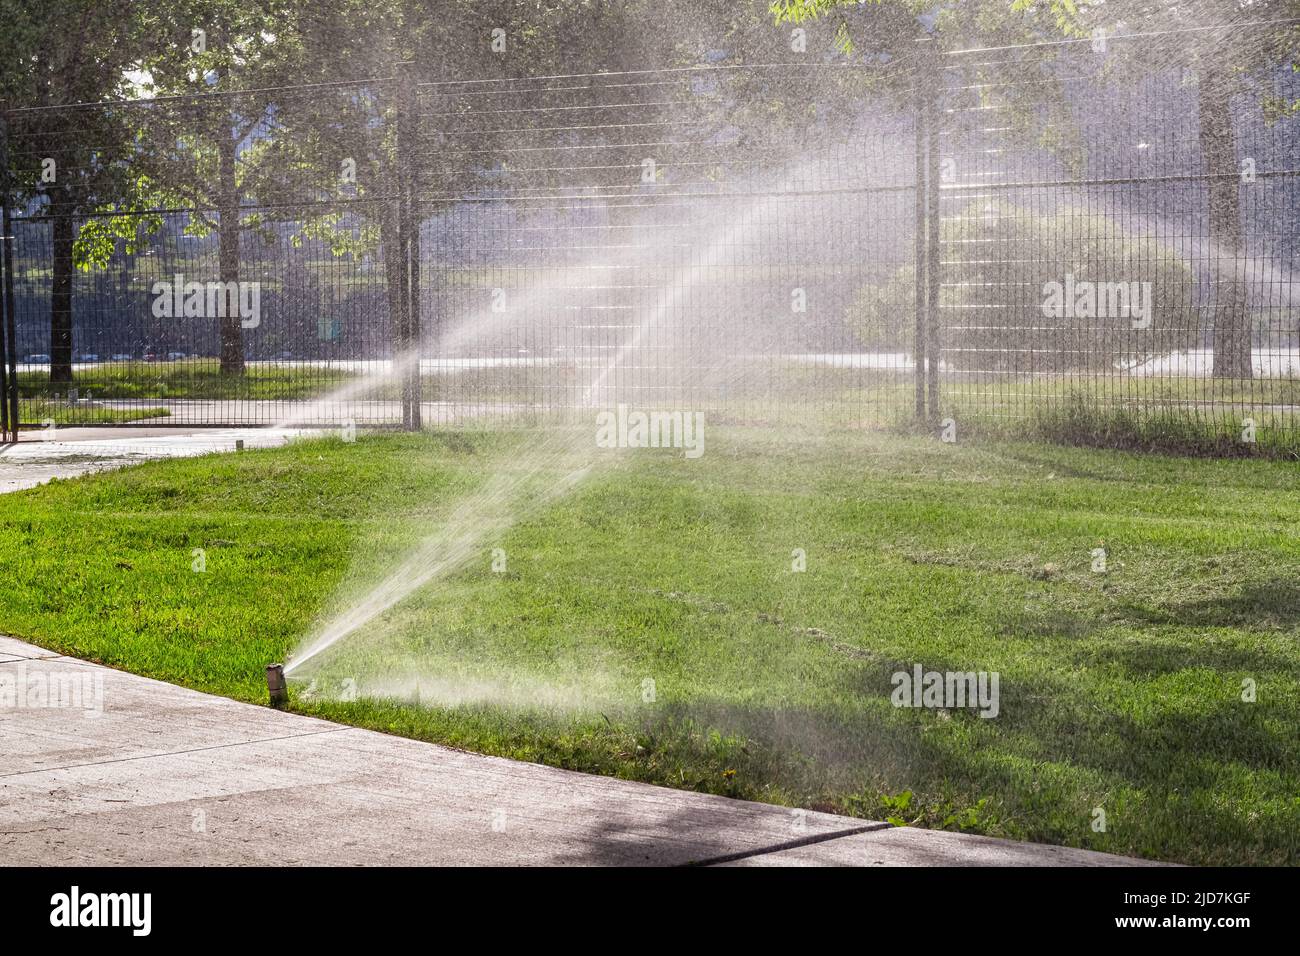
266;664;288;707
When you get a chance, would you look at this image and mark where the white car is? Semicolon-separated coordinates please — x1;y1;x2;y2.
166;352;187;361
25;354;51;364
110;354;133;361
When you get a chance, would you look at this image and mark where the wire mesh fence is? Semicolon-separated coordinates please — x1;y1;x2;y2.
413;62;916;429
0;22;1297;450
0;79;405;431
931;22;1300;449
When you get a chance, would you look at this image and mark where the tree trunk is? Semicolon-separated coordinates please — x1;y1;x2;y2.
118;245;131;312
381;201;405;354
218;121;245;375
49;187;75;386
1199;75;1251;379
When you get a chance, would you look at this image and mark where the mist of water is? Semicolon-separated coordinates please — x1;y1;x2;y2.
283;181;803;692
271;251;629;432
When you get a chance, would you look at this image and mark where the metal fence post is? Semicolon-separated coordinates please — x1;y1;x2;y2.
0;114;17;442
397;62;422;431
913;75;928;423
0;122;9;442
925;64;942;423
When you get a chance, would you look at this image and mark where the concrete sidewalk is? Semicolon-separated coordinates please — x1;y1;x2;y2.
0;427;315;493
0;636;1161;867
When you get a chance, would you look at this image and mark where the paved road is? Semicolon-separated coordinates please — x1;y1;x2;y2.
0;636;1162;867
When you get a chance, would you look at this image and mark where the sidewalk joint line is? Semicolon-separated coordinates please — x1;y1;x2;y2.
684;822;893;866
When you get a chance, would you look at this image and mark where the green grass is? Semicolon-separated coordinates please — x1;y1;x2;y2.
954;398;1300;459
0;428;1296;865
942;378;1300;457
17;358;1300;457
18;360;356;401
18;400;171;425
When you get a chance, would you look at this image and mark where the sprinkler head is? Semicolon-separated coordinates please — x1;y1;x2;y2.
266;663;288;707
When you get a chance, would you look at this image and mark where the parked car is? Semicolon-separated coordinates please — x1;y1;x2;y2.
143;350;159;361
110;353;133;361
78;353;99;362
167;351;187;361
25;354;51;364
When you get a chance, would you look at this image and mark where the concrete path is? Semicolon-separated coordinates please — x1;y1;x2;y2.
0;427;316;493
0;636;1160;867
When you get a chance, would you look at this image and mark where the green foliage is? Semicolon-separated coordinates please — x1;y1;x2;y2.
1263;92;1300;125
966;392;1300;459
845;201;1199;372
879;789;914;826
768;0;891;55
769;0;883;25
845;788;998;830
942;201;1197;372
72;176;175;272
843;265;915;351
1008;0;1086;38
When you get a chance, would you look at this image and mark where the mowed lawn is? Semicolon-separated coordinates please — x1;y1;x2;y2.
0;428;1297;865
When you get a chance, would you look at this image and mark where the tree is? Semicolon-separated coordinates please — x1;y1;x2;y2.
252;1;780;360
0;0;171;384
847;200;1198;371
1046;1;1300;378
133;0;314;375
776;0;1300;379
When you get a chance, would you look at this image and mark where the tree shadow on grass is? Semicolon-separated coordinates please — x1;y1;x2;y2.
1142;578;1300;632
1071;633;1300;680
544;658;1300;865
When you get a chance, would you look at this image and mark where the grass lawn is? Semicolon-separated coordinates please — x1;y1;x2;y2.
17;358;1300;457
19;400;171;425
0;428;1296;865
18;360;355;401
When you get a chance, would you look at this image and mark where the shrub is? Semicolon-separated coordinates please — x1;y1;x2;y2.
845;201;1200;372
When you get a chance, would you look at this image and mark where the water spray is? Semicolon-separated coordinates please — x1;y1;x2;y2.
282;180;799;679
